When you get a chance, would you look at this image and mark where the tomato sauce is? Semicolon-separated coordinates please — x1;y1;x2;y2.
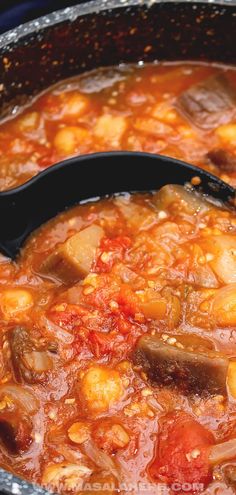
0;62;236;191
0;185;236;494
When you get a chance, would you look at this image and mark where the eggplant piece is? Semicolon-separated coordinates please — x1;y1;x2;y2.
224;465;236;489
133;334;229;395
207;149;236;173
40;224;104;284
0;384;38;454
0;412;32;455
9;327;54;384
176;74;236;129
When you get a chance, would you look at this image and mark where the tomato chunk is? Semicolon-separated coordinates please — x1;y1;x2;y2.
149;411;214;491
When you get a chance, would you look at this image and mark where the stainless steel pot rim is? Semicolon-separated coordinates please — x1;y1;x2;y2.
0;0;235;49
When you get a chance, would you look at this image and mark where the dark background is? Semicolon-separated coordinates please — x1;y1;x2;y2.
0;1;83;34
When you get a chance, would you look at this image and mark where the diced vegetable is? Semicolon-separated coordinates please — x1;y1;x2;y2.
211;284;236;327
17;111;40;132
149;411;214;487
200;235;236;285
40;225;104;284
82;473;117;495
80;366;123;413
176;74;236;129
209;438;236;464
0;413;33;454
93;421;130;453
94;115;127;146
215;123;236;145
61;92;90;119
0;384;38;454
83;440;121;480
207;149;236;172
224;465;236;488
9;327;53;384
153;184;211;215
0;384;39;414
133;117;173;136
0;289;33;318
228;361;236;398
42;463;92;491
54;126;91;154
68;421;90;444
115;195;157;230
133;334;229;395
139;298;167;320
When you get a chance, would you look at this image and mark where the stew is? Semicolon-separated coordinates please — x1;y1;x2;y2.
0;62;236;190
0;185;235;494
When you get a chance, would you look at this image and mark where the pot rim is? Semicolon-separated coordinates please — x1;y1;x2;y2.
0;0;235;49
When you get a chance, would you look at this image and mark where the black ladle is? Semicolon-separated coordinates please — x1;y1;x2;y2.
0;151;235;259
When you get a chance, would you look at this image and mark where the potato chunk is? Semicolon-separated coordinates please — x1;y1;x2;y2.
0;289;33;318
40;225;104;284
80;366;123;413
212;284;236;327
54;126;91;155
153;184;210;215
94;115;127;147
200;235;236;285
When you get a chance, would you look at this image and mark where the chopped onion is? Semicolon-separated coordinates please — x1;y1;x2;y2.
209;438;236;464
23;350;53;372
83;440;120;480
190;265;219;288
147;396;164;412
0;384;39;413
42;317;74;344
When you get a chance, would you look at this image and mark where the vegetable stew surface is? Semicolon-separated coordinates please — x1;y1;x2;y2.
1;62;236;191
0;185;236;494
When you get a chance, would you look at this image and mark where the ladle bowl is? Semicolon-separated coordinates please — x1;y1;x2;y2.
0;151;235;259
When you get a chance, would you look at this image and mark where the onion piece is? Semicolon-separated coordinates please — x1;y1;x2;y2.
209;438;236;464
42;317;74;344
0;384;39;414
83;440;120;480
23;350;53;373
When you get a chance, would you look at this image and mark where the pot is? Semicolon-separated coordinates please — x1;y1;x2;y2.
0;1;235;493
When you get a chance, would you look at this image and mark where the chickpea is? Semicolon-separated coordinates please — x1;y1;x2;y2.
93;115;127;146
215;123;236;145
54;126;91;155
42;463;92;491
93;422;130;453
68;421;90;444
17;111;40;132
211;284;236;327
62;92;89;119
151;103;179;123
80;366;123;413
228;361;236;399
0;289;33;318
